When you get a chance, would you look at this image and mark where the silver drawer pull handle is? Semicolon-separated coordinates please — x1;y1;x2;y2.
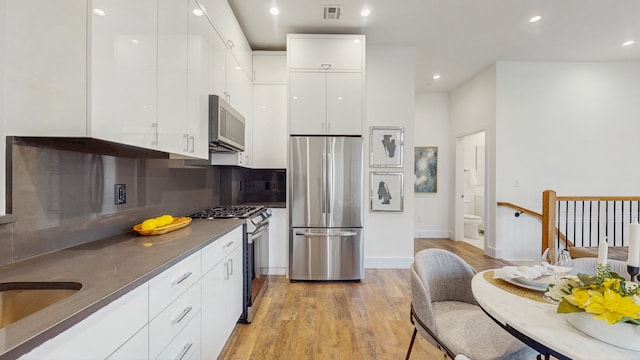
295;231;357;237
175;343;193;360
320;63;331;70
172;306;193;325
223;241;234;248
172;272;193;286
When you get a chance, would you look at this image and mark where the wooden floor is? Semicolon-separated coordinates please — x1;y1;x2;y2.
218;239;514;360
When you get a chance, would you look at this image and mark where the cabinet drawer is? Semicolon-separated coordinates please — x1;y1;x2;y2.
156;313;201;360
149;281;202;359
149;251;201;319
202;226;242;273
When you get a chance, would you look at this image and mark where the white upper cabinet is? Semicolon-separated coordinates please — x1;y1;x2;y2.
253;52;287;84
288;34;365;71
186;0;212;159
197;0;252;79
90;0;159;148
157;0;190;155
4;0;87;137
252;84;287;168
287;34;365;136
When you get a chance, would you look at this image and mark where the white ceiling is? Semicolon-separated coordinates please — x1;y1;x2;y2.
227;0;640;92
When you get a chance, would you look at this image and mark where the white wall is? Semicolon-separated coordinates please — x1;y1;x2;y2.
495;61;640;261
449;65;498;255
414;92;450;238
364;45;415;268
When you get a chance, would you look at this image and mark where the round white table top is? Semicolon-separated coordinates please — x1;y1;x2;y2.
471;270;640;360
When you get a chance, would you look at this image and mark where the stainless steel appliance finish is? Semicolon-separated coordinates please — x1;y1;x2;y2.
289;136;364;281
209;95;245;153
189;205;271;323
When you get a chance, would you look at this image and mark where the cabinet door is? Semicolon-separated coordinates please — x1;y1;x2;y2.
326;72;363;135
90;0;158;148
269;208;288;275
289;72;326;135
187;0;211;159
225;245;244;333
288;36;364;71
252;85;287;168
253;53;287;84
158;0;189;155
4;0;87;137
201;258;228;359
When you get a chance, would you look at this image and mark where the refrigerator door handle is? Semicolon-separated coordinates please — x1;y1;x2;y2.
321;143;327;216
294;231;358;237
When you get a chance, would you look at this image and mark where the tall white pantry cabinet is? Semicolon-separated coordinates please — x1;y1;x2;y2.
287;34;365;136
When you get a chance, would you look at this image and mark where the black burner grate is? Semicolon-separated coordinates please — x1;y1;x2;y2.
189;205;263;219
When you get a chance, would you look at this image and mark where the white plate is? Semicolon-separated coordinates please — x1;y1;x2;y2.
501;276;552;291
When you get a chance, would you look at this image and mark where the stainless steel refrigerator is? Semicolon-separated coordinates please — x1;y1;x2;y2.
289;136;364;281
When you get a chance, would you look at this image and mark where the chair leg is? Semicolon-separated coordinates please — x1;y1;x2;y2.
405;327;417;360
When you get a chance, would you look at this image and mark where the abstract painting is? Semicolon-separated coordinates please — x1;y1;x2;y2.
370;172;404;212
414;146;437;193
370;126;403;167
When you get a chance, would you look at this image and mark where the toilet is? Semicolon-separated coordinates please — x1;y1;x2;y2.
464;214;483;239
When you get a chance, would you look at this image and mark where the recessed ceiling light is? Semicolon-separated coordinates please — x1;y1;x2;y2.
529;15;542;23
360;9;370;17
433;74;441;80
192;8;204;16
93;8;106;16
131;39;140;44
622;40;635;47
270;7;279;15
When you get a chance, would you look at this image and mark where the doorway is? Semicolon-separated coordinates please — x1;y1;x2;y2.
456;131;485;250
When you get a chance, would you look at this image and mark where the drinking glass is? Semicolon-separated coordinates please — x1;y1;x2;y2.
541;248;573;279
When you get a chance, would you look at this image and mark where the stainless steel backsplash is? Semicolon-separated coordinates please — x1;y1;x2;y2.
0;138;221;265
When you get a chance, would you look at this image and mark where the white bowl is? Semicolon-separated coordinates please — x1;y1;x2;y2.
565;312;640;351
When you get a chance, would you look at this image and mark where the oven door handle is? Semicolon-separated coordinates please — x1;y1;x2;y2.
295;231;358;237
248;223;269;243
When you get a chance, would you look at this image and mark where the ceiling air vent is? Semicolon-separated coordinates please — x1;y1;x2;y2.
323;5;342;20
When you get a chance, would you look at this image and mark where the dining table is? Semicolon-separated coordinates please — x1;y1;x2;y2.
471;269;640;360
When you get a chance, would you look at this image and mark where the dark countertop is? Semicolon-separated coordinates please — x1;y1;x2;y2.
0;218;245;360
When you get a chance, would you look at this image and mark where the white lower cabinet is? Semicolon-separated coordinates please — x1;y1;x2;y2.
201;226;243;359
18;225;244;360
20;285;149;360
149;281;202;359
107;326;149;360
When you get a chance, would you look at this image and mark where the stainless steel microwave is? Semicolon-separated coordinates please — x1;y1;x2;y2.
209;95;245;152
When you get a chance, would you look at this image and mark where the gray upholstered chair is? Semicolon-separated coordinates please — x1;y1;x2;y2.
570;257;630;280
406;249;539;360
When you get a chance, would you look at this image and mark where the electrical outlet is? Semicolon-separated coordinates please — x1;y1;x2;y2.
115;184;126;205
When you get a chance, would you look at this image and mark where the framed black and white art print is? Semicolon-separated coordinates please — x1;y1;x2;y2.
370;172;404;212
370;126;403;168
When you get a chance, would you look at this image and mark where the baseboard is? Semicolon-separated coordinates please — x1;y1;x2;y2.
414;230;450;238
266;267;287;275
364;257;414;268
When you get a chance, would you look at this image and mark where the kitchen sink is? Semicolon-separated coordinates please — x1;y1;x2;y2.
0;282;82;328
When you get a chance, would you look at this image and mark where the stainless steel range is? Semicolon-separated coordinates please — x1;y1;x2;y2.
190;205;271;323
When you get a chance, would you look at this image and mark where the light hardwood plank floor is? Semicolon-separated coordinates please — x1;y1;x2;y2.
218;239;514;360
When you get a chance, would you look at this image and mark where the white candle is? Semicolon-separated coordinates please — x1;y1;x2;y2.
628;223;640;268
597;238;608;266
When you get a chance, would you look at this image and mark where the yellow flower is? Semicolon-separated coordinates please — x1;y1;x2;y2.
602;278;622;292
565;288;591;308
584;288;640;324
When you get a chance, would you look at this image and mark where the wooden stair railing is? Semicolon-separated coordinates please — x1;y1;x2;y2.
542;190;640;255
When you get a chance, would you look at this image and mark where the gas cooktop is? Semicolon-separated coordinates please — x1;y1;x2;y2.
189;205;264;219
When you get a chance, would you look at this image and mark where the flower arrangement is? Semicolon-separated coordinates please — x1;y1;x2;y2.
545;265;640;325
